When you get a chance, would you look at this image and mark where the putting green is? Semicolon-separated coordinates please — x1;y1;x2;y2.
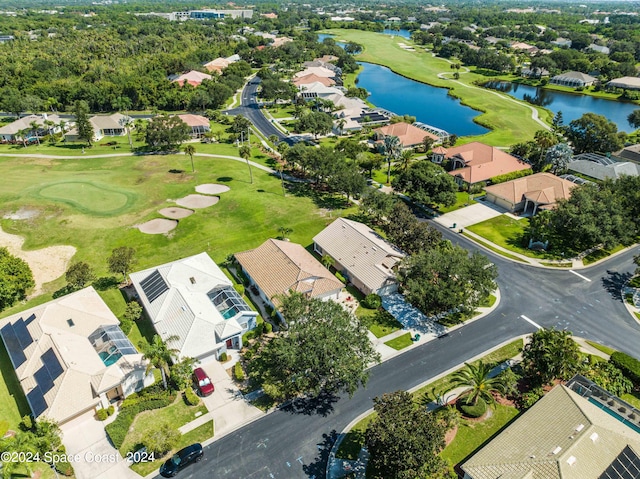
36;181;137;216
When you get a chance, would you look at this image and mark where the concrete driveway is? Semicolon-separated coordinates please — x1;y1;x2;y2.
433;200;506;229
61;411;137;479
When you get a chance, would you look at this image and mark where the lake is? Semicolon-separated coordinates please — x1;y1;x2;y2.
483;81;637;132
318;29;412;44
355;63;489;136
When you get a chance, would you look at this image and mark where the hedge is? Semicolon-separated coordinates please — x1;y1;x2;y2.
610;352;640;385
96;408;108;421
105;398;173;449
459;397;487;418
234;362;245;381
184;388;200;406
490;168;533;185
53;445;74;476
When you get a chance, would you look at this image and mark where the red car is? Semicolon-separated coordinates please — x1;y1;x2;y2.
193;367;214;396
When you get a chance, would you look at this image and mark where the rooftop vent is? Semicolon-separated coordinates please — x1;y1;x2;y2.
567;456;577;466
190;277;196;284
575;424;584;432
590;432;599;442
552;446;562;455
66;319;75;327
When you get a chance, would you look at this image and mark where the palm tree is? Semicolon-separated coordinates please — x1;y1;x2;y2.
278;226;292;240
321;254;334;270
139;334;180;390
183;144;196;172
268;134;279;146
450;361;504;407
239;144;253;184
382;134;402;184
29;120;41;145
337;118;347;136
17;127;30;147
275;161;286;196
398;149;413;171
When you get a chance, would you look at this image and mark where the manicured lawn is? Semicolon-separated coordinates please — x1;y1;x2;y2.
335;414;375;460
265;106;296;119
130;420;214;476
440;404;520;466
358;309;402;338
585;340;616;356
462;232;528;263
582;244;626;265
467;215;561;260
438;192;477;214
0;152;356;311
320;29;551;146
479;294;497;308
621;392;640;410
384;332;414;350
0;340;31;429
120;393;208;455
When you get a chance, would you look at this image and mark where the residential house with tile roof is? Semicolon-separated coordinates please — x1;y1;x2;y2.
0;287;151;424
615;144;640;163
0;113;63;142
374;122;439;149
65;113;132;142
445;142;531;186
484;172;577;214
550;71;597;87
462;379;640;479
168;70;212;87
177;114;211;138
234;239;343;320
608;76;640;91
202;57;230;74
130;253;258;362
313;218;404;296
293;73;336;87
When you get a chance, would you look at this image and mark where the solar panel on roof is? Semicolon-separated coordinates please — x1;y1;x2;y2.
139;270;169;303
41;348;64;379
0;323;27;368
27;387;48;417
34;366;54;393
13;318;33;348
600;446;640;479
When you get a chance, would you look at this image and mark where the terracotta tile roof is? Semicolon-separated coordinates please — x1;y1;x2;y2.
202;57;230;73
294;66;335;78
432;146;448;154
293;74;336;87
374;122;438;147
168;70;212;86
446;142;531;184
462;385;640;479
235;239;343;307
484;173;577;208
177;114;210;127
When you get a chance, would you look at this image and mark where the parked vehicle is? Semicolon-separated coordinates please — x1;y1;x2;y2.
193;367;214;396
159;443;203;477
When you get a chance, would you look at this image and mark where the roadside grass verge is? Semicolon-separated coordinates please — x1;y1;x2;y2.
438;192;477;214
582;244;626;265
384;332;414;350
479;294;497;308
130;420;214;476
462;232;527;263
585;341;616;356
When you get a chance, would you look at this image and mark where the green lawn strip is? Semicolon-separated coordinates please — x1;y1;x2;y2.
265;106;296;119
127;313;159;351
0;154;352;302
479;294;496;308
466;215;562;260
621;392;640;410
0;338;31;428
320;29;549;146
120;393;208;455
130;420;214;477
0;135;144;157
356;306;402;338
438;192;477;214
335;414;376;460
335;339;524;461
636;312;640;322
540;262;573;268
384;332;414;350
440;404;520;466
6;461;58;479
585;340;617;356
582;244;626;265
461;232;527;263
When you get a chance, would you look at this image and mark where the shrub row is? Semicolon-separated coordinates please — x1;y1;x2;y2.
234;362;245;381
184;387;200;406
53;445;74;476
105;398;173;449
490;168;533;185
96;405;116;421
610;352;640;386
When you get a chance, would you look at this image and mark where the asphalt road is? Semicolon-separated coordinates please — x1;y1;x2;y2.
162;226;639;479
165;79;640;479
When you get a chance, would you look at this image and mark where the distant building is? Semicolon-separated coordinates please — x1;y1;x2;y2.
587;43;610;55
607;76;640;91
615;144;640;163
177;114;211;138
374;122;439;149
0;113;62;142
168;70;212;87
550;71;597;87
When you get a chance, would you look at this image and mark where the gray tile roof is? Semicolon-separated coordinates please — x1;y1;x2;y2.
568;159;640;180
312;218;404;294
462;385;640;479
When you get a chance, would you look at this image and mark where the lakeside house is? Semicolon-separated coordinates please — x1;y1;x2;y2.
568;153;640;180
374;122;439;150
607;76;640;91
130;252;258;362
442;142;531;187
484;172;577;214
550;71;597;88
234;239;343;322
313;218;404;296
0;287;152;424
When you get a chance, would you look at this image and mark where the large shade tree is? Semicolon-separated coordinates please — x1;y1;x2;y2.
566;113;625;154
247;293;380;401
145;114;191;151
522;328;582;386
365;391;450;479
0;247;34;312
392;160;457;207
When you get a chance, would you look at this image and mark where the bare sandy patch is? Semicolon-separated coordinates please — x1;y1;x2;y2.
0;226;76;296
176;194;219;209
158;207;194;219
3;207;41;221
195;184;230;195
137;218;178;234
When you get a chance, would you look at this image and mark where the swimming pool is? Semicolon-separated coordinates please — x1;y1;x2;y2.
99;350;123;367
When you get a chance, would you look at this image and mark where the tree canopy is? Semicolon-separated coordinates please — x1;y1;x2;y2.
522;328;582;386
392;160;457;207
0;247;34;311
566;113;625;154
247;293;380;401
107;246;137;281
145;114;191;151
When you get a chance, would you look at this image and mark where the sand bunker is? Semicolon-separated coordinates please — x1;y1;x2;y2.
0;226;76;296
3;207;40;220
159;207;194;219
195;184;230;195
138;218;178;234
176;195;219;209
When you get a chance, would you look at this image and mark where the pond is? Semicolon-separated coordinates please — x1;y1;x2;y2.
483;81;637;132
317;29;412;44
356;63;489;136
